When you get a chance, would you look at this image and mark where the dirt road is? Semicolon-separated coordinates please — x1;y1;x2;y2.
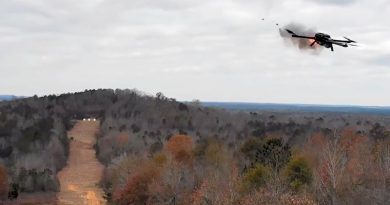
57;121;105;205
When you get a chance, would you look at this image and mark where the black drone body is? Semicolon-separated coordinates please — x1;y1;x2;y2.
285;29;357;51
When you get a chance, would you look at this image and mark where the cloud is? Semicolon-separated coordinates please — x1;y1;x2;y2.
0;0;389;106
308;0;357;5
369;54;390;67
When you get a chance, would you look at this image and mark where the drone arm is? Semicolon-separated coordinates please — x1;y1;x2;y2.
291;35;315;40
285;29;315;39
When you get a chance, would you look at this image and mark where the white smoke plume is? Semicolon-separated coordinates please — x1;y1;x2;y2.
279;23;322;52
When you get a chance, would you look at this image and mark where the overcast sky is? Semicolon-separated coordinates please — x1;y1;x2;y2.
1;0;389;106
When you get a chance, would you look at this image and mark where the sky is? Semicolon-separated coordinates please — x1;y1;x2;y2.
1;0;390;106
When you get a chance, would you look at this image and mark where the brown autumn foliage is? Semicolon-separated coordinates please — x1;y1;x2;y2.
339;128;371;185
115;132;130;148
166;134;193;164
112;135;198;205
0;165;9;200
107;126;390;205
191;163;241;205
239;189;317;205
279;194;318;205
370;139;390;204
113;162;160;205
148;159;195;205
239;189;276;205
148;136;198;205
166;135;193;155
303;128;376;204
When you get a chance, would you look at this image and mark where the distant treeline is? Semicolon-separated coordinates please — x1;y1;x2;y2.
202;102;390;115
0;95;23;102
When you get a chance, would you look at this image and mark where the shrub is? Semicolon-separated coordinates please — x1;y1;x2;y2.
256;138;291;173
241;138;263;161
284;156;312;191
242;165;270;191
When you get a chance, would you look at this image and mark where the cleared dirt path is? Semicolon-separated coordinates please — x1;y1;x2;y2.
57;121;105;205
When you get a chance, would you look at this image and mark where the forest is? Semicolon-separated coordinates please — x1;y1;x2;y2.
0;89;389;204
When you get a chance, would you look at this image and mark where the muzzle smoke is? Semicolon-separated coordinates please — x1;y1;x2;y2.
279;23;321;51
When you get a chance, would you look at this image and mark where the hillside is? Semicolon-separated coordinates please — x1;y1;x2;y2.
0;89;389;204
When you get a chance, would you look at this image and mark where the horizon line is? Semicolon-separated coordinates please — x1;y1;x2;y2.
200;101;390;109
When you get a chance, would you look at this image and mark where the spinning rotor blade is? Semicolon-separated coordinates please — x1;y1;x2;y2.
344;37;356;43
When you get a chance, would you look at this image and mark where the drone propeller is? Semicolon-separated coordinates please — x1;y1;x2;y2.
349;44;359;47
344;37;356;43
310;41;317;47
